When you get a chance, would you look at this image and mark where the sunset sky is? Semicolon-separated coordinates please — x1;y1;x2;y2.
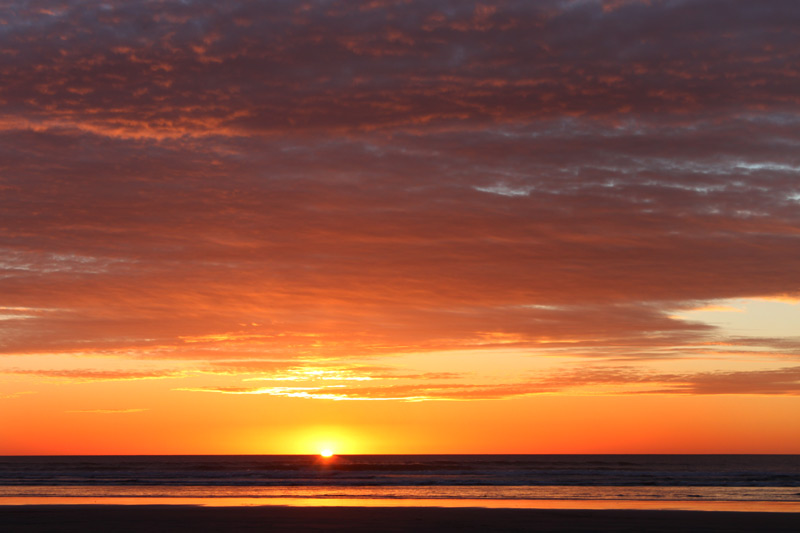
2;0;800;454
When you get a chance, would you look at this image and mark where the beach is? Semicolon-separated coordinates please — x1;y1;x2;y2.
3;455;799;530
2;505;800;532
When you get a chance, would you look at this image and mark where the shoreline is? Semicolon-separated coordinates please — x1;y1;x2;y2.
2;496;800;513
2;504;800;532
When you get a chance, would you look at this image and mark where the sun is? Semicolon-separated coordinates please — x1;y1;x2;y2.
319;449;334;458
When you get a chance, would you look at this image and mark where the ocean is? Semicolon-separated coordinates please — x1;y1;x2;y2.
2;455;799;511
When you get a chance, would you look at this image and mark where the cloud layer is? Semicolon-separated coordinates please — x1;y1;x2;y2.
2;1;800;398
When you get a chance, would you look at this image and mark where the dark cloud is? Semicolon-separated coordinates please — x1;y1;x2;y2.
2;1;800;134
545;364;800;396
649;366;800;395
1;1;799;368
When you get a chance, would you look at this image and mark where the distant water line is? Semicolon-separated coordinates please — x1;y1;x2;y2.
1;455;798;510
1;484;800;502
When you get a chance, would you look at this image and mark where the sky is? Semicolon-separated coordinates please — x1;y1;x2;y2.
1;0;800;454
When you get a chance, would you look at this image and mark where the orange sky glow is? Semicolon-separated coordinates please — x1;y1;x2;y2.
1;0;800;454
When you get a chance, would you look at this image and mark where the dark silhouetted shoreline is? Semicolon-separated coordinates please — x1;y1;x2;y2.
2;505;800;532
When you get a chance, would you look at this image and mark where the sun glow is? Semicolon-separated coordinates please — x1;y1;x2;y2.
273;425;374;455
320;449;334;458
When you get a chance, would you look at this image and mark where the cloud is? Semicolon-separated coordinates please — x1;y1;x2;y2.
65;408;149;414
682;305;745;313
0;391;36;400
651;366;800;395
1;0;799;379
178;382;557;402
540;365;800;396
2;1;800;136
177;364;800;401
3;369;185;382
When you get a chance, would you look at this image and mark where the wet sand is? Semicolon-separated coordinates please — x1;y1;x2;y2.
2;505;800;532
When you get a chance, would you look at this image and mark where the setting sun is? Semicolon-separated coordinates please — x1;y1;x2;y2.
3;1;800;530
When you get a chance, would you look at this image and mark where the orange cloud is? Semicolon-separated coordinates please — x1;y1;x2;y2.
2;2;800;456
175;364;800;402
3;369;185;382
65;408;149;414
